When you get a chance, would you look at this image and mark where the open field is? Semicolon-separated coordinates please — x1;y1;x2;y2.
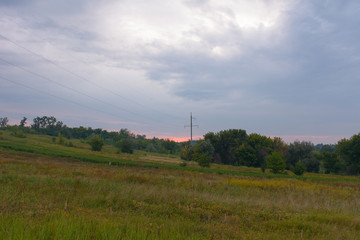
1;129;360;239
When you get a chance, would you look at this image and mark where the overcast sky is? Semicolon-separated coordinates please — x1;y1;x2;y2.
1;0;360;144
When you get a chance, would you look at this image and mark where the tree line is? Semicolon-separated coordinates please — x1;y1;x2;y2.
182;129;360;175
1;116;359;175
0;116;181;155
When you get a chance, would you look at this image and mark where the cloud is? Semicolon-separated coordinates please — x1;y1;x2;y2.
1;0;360;143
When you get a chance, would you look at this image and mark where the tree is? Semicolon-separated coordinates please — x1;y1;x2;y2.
234;143;256;166
266;151;286;174
235;133;272;167
0;117;9;127
19;117;27;127
88;135;104;151
192;140;214;167
291;162;305;176
118;139;134;154
204;129;247;165
180;143;193;161
301;155;320;173
272;137;288;157
193;153;211;167
337;134;360;175
286;141;314;169
320;152;343;174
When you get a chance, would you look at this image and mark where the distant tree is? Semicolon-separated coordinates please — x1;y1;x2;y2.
337;134;360;175
301;155;320;173
0;117;9;127
118;139;134;154
19;117;27;127
315;144;336;153
272;137;288;157
266;151;286;174
286;141;314;169
88;135;104;151
320;151;343;174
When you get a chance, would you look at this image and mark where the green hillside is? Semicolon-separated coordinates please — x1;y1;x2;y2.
0;129;359;239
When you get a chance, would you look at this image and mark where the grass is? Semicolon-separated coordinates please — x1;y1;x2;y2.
1;129;360;239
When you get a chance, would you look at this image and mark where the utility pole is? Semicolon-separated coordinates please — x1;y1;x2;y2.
185;112;199;145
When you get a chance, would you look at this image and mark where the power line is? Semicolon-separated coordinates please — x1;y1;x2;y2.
0;33;182;121
0;56;183;129
0;57;141;118
0;74;141;125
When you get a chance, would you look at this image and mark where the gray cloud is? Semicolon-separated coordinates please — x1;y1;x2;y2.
1;0;360;142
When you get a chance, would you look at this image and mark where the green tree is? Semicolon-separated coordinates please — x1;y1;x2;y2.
235;133;272;167
266;151;286;174
337;134;360;175
291;162;305;176
204;129;247;165
286;141;314;169
193;153;211;167
234;143;256;166
88;135;104;151
320;152;343;174
118;139;134;154
180;143;193;161
192;140;214;167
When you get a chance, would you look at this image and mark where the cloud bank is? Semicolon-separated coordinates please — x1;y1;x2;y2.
1;0;360;143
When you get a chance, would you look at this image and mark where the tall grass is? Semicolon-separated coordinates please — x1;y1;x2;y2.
1;129;360;239
1;149;360;239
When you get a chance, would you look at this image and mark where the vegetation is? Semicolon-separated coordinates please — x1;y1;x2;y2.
1;128;360;239
88;135;104;151
265;151;285;173
117;139;134;154
2;116;360;176
291;162;306;176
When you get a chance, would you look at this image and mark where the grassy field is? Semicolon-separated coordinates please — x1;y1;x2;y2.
1;129;360;239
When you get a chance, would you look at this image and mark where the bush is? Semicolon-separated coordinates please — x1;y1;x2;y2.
291;162;305;176
302;156;320;173
180;144;193;161
193;152;211;168
57;133;65;145
12;129;26;138
88;135;104;151
266;151;285;174
118;139;134;154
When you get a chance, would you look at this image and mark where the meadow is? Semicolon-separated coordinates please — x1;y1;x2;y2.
0;129;359;239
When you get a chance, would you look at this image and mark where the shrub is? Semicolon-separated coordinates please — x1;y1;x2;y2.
266;151;285;174
193;152;211;168
180;144;193;161
88;135;104;151
57;133;65;145
118;139;134;154
12;129;26;138
291;162;305;176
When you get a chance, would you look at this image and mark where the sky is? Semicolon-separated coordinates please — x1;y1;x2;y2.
1;0;360;144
